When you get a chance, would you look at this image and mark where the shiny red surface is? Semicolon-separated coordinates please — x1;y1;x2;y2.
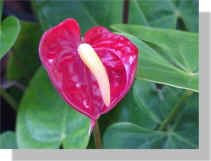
39;18;138;121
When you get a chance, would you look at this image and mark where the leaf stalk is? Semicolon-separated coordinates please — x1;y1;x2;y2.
159;89;193;131
123;0;130;24
93;120;102;149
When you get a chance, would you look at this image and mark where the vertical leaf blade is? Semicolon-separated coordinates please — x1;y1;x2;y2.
0;16;20;59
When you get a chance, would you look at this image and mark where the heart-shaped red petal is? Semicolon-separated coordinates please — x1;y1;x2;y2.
39;18;138;122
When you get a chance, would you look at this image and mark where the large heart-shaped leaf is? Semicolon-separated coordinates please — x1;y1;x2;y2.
111;25;198;92
17;67;90;149
32;0;123;33
128;0;198;32
0;131;17;149
100;79;184;131
0;16;20;59
103;80;198;149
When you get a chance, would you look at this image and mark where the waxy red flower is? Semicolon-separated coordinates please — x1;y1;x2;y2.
39;18;138;132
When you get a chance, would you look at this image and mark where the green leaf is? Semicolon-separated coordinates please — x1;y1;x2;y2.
111;25;198;92
172;0;199;32
0;131;17;149
32;0;123;33
103;121;197;149
103;123;166;149
7;21;42;85
6;21;42;103
128;0;198;32
100;79;184;134
17;67;90;149
32;0;198;33
128;0;177;28
100;82;162;132
103;80;198;149
6;21;41;100
0;16;21;59
170;93;199;147
101;79;185;130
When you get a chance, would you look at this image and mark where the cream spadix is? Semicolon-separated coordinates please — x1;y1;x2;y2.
78;43;110;107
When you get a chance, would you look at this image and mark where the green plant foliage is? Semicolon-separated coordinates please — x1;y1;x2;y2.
6;21;42;103
0;0;198;150
0;16;20;59
103;80;198;149
32;0;198;32
16;68;90;149
32;0;123;33
128;0;198;32
7;21;41;85
0;131;17;149
100;80;184;131
111;25;198;92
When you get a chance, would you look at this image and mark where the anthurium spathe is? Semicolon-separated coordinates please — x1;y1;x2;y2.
39;18;138;132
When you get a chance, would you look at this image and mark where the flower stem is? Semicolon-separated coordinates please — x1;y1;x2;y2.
123;0;130;24
159;90;193;131
93;120;102;149
0;87;18;111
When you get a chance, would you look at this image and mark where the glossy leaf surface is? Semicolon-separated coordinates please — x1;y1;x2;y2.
0;16;20;59
0;131;17;149
103;80;198;148
17;68;90;149
32;0;123;34
128;0;198;32
111;25;198;91
32;0;198;32
101;79;183;130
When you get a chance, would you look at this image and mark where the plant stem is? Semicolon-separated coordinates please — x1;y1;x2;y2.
123;0;129;24
93;120;102;149
0;87;18;111
159;90;193;131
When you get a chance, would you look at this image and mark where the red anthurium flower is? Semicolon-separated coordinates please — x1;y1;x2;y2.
39;18;138;133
